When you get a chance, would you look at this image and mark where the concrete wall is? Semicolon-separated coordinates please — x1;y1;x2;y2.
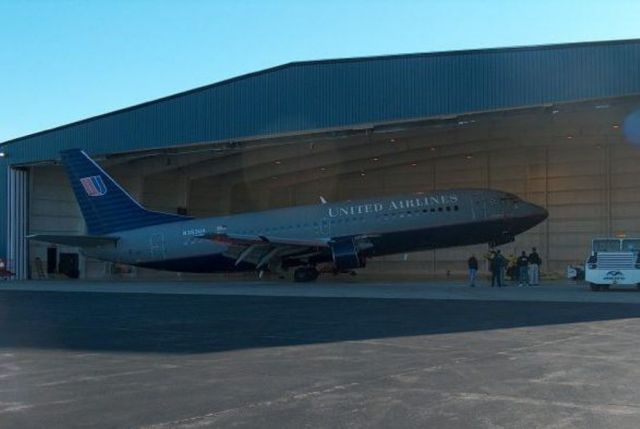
28;166;84;278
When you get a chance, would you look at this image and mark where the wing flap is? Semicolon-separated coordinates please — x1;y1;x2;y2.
28;234;119;248
201;232;330;248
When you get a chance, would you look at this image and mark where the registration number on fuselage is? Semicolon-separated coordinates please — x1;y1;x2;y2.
182;228;206;237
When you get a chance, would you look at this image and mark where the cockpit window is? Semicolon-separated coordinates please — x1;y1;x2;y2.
593;239;621;252
500;193;520;202
622;239;640;252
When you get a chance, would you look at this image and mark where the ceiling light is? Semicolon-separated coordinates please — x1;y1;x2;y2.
360;171;366;177
465;155;473;159
320;167;327;171
0;152;5;158
429;147;436;152
273;160;282;165
389;138;396;143
372;157;379;161
410;163;417;167
612;124;620;129
566;135;574;140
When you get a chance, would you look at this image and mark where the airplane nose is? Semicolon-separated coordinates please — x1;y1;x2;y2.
527;203;549;223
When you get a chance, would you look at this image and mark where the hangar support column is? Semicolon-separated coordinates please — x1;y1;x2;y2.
544;146;550;270
605;141;612;235
6;167;28;279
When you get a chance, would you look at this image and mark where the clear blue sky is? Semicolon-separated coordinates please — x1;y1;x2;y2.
1;0;639;142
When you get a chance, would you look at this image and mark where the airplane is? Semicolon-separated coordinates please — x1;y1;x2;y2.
28;149;548;282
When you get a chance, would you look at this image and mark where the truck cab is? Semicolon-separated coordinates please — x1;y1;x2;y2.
585;238;640;291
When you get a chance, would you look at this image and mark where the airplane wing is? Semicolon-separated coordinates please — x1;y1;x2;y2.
199;231;380;270
28;234;119;248
199;232;330;269
201;232;330;248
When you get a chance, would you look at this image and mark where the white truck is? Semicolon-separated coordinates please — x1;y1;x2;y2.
585;238;640;291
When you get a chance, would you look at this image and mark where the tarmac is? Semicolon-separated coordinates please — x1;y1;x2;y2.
2;279;640;428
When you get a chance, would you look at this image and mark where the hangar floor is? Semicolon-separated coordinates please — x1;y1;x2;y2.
2;282;640;428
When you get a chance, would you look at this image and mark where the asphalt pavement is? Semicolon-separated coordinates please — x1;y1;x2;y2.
1;281;640;428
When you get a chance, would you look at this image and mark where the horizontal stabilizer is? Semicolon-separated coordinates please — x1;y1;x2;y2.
27;234;119;248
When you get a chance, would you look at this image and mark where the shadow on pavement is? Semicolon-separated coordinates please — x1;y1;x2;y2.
1;290;640;354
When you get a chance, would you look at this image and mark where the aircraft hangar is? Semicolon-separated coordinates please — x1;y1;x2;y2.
2;39;640;280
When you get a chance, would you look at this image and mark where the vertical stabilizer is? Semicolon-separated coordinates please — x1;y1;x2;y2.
60;149;191;235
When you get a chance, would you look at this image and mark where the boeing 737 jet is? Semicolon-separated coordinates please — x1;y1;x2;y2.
29;150;548;282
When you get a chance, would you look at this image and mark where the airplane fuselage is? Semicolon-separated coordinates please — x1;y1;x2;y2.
83;188;547;273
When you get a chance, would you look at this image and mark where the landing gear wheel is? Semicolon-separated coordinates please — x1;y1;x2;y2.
601;284;610;291
293;267;320;283
590;283;601;291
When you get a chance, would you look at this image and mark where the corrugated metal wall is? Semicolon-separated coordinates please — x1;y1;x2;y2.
3;40;640;164
2;39;640;260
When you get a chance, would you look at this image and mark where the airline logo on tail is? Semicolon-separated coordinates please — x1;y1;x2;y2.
80;175;107;197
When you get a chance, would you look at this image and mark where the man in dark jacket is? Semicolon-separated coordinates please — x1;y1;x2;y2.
528;247;542;285
468;255;478;287
517;251;529;287
490;250;504;287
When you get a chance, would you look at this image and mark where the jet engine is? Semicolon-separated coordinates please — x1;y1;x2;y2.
330;239;366;271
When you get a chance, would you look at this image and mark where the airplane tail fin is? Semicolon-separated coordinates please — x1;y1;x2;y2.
60;149;191;235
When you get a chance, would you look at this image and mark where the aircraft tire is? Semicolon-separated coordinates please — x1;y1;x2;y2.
294;267;319;283
590;283;601;291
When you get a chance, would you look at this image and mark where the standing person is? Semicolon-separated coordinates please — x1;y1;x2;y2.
468;255;478;287
496;250;506;287
490;250;503;287
487;249;496;287
528;247;541;286
517;251;529;287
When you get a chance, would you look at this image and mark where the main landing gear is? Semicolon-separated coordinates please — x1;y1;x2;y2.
293;266;320;283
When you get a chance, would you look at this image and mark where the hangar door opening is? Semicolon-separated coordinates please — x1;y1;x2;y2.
28;165;87;279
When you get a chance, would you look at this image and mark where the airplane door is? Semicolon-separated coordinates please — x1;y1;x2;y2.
473;193;487;220
150;233;166;260
320;218;332;237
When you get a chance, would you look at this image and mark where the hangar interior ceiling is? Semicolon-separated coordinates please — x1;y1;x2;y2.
28;95;640;280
